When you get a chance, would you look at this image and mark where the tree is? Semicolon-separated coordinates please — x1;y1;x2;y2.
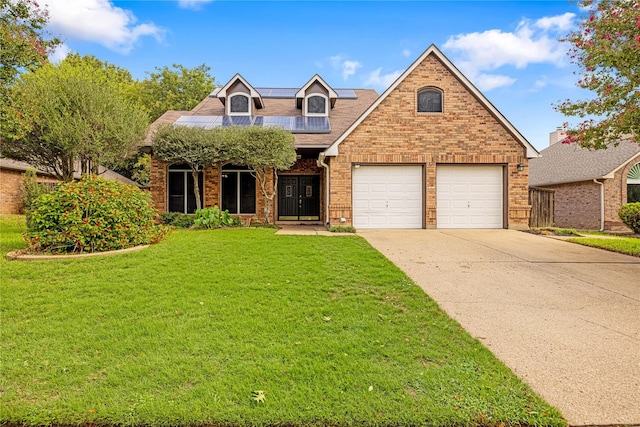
1;57;149;182
152;124;229;211
555;0;639;149
138;64;216;122
0;0;60;94
226;127;297;223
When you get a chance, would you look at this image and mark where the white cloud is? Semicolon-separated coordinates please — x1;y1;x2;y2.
178;0;214;10
474;74;517;91
364;68;403;91
329;55;362;80
49;43;72;63
45;0;165;54
443;13;576;91
535;12;575;32
402;49;412;58
341;60;362;80
532;77;548;91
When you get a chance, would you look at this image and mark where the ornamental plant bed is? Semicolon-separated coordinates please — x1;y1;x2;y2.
0;217;565;427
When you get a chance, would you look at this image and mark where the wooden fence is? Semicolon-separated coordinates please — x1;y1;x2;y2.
529;187;555;228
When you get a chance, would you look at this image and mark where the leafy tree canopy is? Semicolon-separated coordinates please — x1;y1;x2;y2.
0;0;60;94
555;0;639;148
1;56;149;182
139;64;216;122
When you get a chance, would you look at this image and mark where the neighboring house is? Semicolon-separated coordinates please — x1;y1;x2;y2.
144;45;538;229
529;133;640;231
0;158;140;214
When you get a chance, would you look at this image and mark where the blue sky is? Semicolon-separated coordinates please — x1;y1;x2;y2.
44;0;590;150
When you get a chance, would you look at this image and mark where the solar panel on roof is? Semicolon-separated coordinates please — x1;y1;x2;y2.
222;116;253;126
262;116;293;130
292;116;331;133
336;89;357;98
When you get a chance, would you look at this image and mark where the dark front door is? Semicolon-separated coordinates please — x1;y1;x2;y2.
278;175;320;221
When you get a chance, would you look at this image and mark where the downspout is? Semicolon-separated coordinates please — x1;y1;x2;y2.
593;179;604;231
318;152;330;226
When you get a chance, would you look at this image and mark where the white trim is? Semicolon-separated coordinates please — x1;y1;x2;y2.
304;93;329;117
323;44;539;158
216;73;264;109
228;93;251;116
296;74;338;99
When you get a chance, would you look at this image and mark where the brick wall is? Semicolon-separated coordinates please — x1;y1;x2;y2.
538;154;640;232
0;168;58;214
544;181;601;230
328;54;530;228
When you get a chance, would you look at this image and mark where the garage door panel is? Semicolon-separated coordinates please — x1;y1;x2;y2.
353;165;423;229
437;166;503;229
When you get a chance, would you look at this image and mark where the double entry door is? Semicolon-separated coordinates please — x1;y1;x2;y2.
278;175;320;221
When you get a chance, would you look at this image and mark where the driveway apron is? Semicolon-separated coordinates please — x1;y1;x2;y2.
358;229;640;426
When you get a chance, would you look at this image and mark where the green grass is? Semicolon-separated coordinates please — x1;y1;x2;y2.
567;235;640;257
0;215;565;426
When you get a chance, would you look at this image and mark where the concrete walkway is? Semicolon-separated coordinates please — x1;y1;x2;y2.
358;229;640;426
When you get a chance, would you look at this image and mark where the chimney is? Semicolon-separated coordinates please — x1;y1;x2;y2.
549;127;567;146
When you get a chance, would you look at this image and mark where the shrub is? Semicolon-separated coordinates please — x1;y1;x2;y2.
193;206;240;229
159;212;195;229
21;169;57;225
329;225;357;233
26;175;169;253
618;202;640;233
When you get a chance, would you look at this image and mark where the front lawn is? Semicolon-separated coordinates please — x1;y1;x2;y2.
566;235;640;257
0;216;565;426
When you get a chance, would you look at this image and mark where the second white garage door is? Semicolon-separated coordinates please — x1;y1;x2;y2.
437;165;504;228
353;165;423;229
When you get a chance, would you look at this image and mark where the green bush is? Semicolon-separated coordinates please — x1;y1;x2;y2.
159;212;195;229
21;169;57;225
193;206;238;229
329;225;357;233
618;202;640;233
26;175;169;253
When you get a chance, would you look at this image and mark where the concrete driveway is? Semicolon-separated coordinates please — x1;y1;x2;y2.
358;229;640;426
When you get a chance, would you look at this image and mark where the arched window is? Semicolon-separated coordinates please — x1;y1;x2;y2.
168;164;203;214
305;94;328;116
417;88;443;113
221;164;256;214
628;162;640;203
229;93;250;115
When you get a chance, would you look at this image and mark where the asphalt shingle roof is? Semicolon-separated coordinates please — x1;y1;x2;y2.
529;140;640;187
142;89;379;149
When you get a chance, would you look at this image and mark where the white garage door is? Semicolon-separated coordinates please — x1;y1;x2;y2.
437;165;503;229
353;165;423;229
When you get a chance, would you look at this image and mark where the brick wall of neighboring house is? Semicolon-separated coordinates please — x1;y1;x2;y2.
0;168;58;214
542;181;602;230
538;153;640;232
327;54;530;228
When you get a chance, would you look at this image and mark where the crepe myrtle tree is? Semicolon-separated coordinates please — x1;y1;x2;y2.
555;0;639;149
225;126;296;223
152;124;230;211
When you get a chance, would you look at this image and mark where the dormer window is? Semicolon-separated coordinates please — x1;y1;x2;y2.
305;94;328;116
229;93;250;115
417;88;443;113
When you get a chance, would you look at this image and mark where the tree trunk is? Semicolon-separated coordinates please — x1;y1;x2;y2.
254;168;277;224
191;168;202;211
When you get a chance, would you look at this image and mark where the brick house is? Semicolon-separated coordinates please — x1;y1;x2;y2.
529;133;640;232
145;45;538;229
0;158;140;215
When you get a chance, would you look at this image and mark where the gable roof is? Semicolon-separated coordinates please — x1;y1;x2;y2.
215;73;264;109
323;44;539;158
295;74;338;107
529;139;640;187
141;90;379;150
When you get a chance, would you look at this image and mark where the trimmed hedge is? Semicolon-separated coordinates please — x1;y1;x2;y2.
26;175;168;253
618;202;640;233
